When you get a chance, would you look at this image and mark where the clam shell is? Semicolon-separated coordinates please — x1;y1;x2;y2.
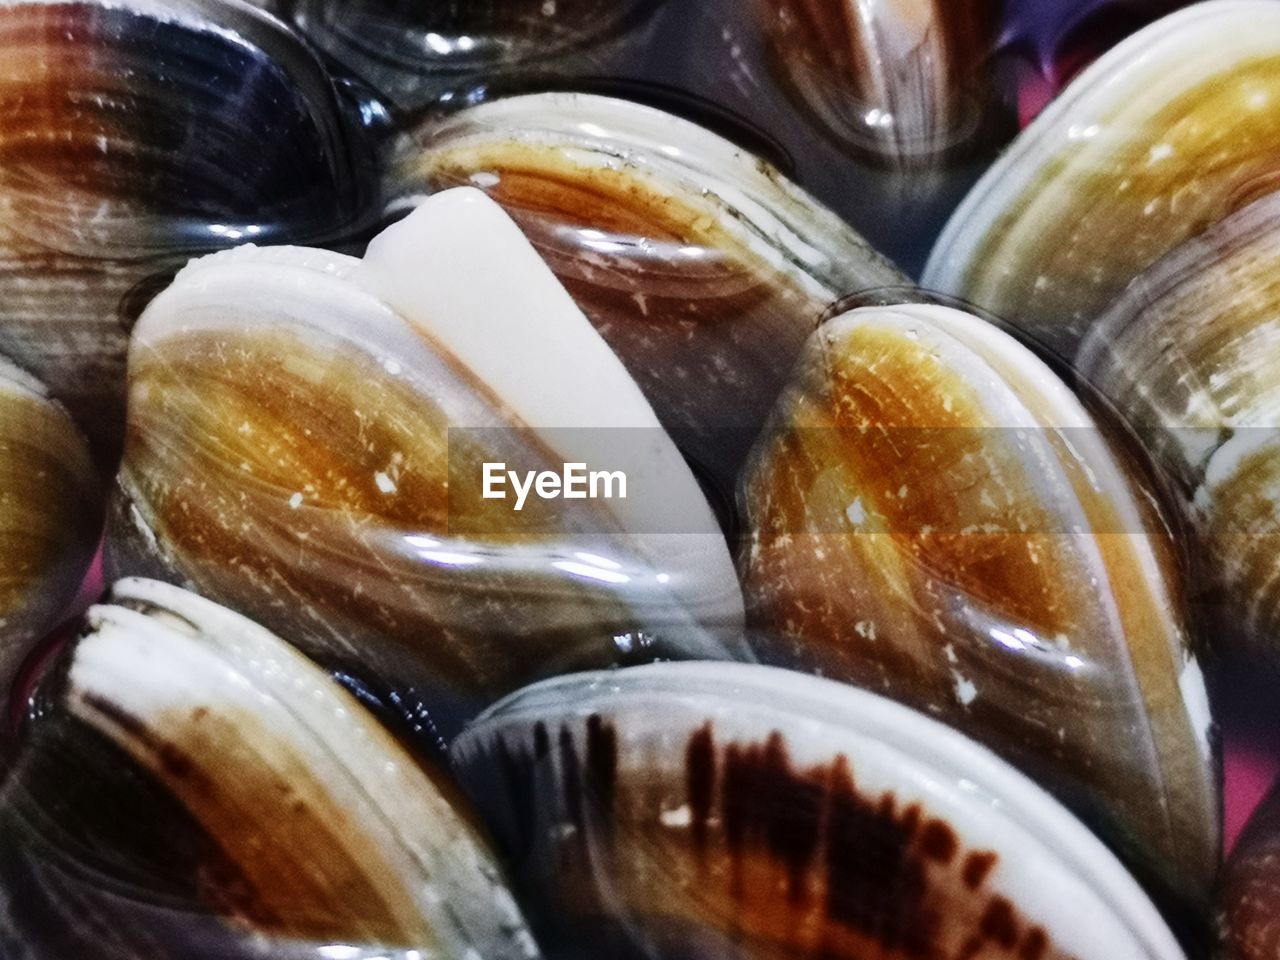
923;0;1280;356
738;302;1218;908
756;0;1003;166
0;356;98;714
1078;191;1280;652
393;92;908;487
109;187;746;738
1223;782;1280;960
291;0;662;109
0;577;540;959
451;661;1187;960
0;0;367;456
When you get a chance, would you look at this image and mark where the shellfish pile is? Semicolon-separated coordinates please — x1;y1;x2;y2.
1;1;1279;959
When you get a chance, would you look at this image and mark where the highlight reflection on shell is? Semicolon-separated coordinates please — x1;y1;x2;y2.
1078;191;1280;654
452;662;1188;960
0;357;98;716
738;302;1218;909
291;0;663;109
0;0;367;455
394;92;908;487
108;187;745;738
757;0;1003;167
0;578;540;960
924;0;1280;356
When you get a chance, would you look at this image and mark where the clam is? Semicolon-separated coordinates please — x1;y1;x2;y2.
0;577;540;959
1223;781;1280;960
392;92;908;488
755;0;1003;167
108;186;746;739
0;0;369;457
737;302;1218;910
923;0;1280;357
1078;190;1280;655
291;0;663;109
451;661;1188;960
0;356;99;719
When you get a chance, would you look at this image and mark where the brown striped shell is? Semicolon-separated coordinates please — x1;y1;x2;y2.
756;0;1004;167
0;0;366;457
108;188;746;739
0;578;541;960
452;662;1187;960
1079;190;1280;657
392;92;908;487
924;1;1280;357
738;302;1218;910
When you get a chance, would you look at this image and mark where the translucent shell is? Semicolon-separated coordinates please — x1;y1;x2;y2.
393;92;908;487
738;302;1218;908
924;0;1280;356
1079;191;1280;653
0;357;99;712
0;578;540;959
452;662;1187;960
109;188;745;736
291;0;663;108
0;0;367;455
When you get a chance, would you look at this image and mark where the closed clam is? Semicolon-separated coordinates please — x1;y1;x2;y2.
1078;191;1280;655
108;187;745;738
291;0;662;109
393;92;907;487
755;0;1003;167
452;661;1188;960
0;577;540;959
0;0;368;456
738;302;1218;909
0;357;98;718
924;0;1280;356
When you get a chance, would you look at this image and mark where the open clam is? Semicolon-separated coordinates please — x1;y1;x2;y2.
1078;191;1280;656
393;92;907;487
452;661;1188;960
738;302;1218;910
0;577;540;959
0;357;98;719
108;186;745;739
0;0;368;457
755;0;1004;168
923;0;1280;356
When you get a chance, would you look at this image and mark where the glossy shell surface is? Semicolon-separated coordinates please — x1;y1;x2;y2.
0;578;539;959
738;302;1218;907
394;91;908;487
0;0;366;454
924;0;1280;356
0;357;98;713
453;662;1188;960
110;188;746;737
